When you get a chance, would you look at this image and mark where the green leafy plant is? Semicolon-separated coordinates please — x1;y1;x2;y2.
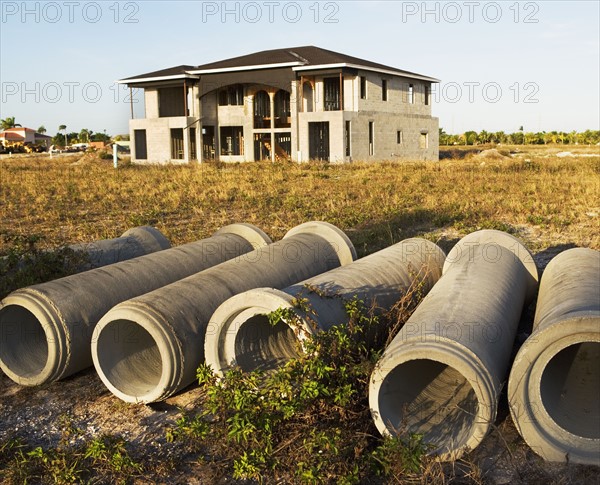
370;434;429;477
0;426;141;484
168;293;429;483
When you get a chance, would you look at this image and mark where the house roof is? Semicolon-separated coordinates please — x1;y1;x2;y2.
1;127;52;140
118;65;197;84
2;126;30;132
0;131;25;141
191;46;439;81
119;46;439;84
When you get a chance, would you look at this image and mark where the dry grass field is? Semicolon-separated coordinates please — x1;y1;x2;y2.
0;145;599;483
1;145;598;256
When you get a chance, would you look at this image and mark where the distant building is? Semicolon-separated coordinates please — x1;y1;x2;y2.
0;127;52;150
118;46;439;163
110;140;131;153
89;141;108;149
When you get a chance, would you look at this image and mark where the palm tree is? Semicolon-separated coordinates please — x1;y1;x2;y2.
478;130;490;145
59;124;67;147
79;128;92;143
1;117;21;130
464;131;478;146
37;125;46;134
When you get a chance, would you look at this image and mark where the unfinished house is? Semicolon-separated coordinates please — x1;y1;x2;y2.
118;46;439;163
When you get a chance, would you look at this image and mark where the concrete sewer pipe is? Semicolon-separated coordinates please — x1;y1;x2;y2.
2;226;170;277
508;247;599;465
205;238;446;376
0;224;271;386
68;226;171;269
92;221;357;404
369;230;539;460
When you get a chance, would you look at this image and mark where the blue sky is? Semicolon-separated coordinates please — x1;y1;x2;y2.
1;1;598;136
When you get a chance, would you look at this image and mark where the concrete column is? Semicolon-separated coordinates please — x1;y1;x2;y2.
182;125;190;163
508;248;599;465
269;91;275;163
369;230;538;460
92;222;356;403
215;90;220;161
205;238;445;375
195;84;202;163
0;224;271;386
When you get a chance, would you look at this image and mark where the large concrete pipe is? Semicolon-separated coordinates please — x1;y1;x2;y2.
68;226;171;269
205;238;446;376
508;248;599;465
0;224;271;386
2;226;170;278
92;222;356;403
369;230;539;460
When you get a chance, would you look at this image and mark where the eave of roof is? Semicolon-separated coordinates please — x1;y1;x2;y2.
2;127;36;133
188;61;303;75
0;132;25;140
117;65;197;84
117;74;197;84
292;63;440;82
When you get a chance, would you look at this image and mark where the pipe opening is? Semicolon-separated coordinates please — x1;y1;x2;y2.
234;315;302;372
540;342;600;439
377;359;478;451
96;319;162;397
0;305;48;378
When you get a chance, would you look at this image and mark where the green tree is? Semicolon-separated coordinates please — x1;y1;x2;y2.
1;117;21;129
510;130;524;145
463;131;478;145
37;125;46;134
566;131;578;145
439;127;450;146
477;130;491;144
79;128;92;143
58;124;67;147
91;131;111;143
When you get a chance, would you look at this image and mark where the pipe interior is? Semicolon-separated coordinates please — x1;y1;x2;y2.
0;305;48;378
96;319;162;397
540;342;600;439
234;314;302;372
377;359;478;452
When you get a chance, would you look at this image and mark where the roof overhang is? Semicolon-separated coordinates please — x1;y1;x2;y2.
0;133;25;140
293;63;440;83
188;61;303;75
117;74;198;85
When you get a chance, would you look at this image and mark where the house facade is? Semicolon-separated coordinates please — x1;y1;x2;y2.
0;127;52;151
118;46;439;163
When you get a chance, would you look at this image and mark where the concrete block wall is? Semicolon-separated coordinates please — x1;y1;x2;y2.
130;116;198;164
357;71;432;117
144;89;159;118
297;111;345;162
348;112;439;161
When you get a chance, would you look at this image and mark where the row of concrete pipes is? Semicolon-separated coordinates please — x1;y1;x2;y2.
0;223;597;465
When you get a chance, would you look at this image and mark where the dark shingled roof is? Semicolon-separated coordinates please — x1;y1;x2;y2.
194;46;436;80
120;47;438;83
120;65;196;82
